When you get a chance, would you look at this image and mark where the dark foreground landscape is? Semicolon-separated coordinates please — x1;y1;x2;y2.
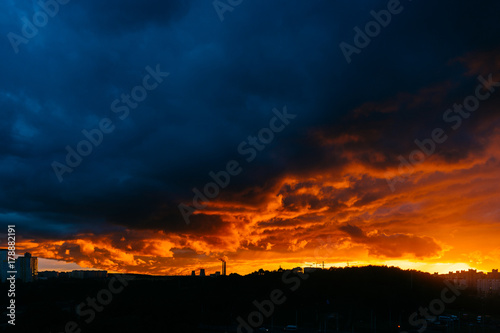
2;266;499;333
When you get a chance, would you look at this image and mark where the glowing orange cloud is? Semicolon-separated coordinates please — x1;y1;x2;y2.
20;51;500;276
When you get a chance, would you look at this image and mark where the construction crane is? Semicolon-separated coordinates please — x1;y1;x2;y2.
219;258;226;276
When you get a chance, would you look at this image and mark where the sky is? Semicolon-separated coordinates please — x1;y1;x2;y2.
1;0;499;276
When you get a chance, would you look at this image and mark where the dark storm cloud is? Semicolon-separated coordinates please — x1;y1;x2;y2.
71;0;191;34
338;223;442;258
339;223;365;239
1;0;500;241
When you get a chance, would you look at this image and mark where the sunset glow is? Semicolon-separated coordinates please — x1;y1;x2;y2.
10;52;500;276
2;1;499;280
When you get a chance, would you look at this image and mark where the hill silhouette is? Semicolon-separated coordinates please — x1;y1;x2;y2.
2;266;499;332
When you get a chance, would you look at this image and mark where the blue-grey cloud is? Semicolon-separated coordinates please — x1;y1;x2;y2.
0;0;499;242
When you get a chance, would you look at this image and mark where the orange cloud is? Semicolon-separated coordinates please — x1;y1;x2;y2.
20;50;500;276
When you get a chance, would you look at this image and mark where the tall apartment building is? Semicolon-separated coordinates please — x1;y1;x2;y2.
16;252;38;282
0;249;9;282
0;250;37;282
442;268;500;295
477;279;500;295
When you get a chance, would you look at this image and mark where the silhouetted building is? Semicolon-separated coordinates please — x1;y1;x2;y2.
16;252;38;282
0;249;9;282
200;269;205;277
70;270;107;279
191;270;196;276
38;271;59;279
477;279;500;295
304;267;322;274
442;269;500;294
